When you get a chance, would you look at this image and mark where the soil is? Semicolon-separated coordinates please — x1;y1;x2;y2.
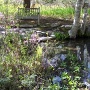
40;16;73;25
18;16;73;30
34;16;73;35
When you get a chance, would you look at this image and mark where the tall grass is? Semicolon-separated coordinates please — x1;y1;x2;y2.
41;5;75;19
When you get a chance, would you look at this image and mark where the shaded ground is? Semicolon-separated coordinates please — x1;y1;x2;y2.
18;16;73;31
39;16;73;31
40;16;73;26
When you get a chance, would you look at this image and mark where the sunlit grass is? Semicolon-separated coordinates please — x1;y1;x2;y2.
0;3;23;18
0;4;75;19
41;5;75;19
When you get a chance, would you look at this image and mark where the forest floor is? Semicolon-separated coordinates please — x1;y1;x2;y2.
39;16;73;31
40;16;73;26
18;16;73;31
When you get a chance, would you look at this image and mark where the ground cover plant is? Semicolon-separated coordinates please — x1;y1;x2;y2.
0;31;86;90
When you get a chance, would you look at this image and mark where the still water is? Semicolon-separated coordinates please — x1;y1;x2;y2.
53;38;90;87
41;38;90;87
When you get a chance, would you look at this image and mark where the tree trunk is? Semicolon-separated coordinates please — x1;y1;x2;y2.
68;0;83;38
23;0;37;8
24;0;31;8
81;0;88;35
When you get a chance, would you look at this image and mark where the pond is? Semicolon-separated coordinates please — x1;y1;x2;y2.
41;38;90;88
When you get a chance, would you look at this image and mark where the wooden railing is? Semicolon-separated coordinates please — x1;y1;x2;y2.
18;7;40;25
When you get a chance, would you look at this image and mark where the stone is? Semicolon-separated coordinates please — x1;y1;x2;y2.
42;58;50;69
84;81;90;88
49;55;61;67
60;54;67;61
51;22;60;28
0;27;5;31
53;76;61;84
76;46;81;60
38;37;54;42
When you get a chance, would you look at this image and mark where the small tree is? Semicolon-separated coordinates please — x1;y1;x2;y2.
81;0;88;35
68;0;89;38
68;0;83;38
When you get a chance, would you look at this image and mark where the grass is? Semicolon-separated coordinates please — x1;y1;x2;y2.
0;3;75;19
41;5;75;19
0;3;23;18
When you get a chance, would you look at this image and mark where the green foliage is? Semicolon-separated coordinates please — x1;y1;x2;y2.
0;77;10;86
55;32;69;40
57;52;84;90
0;31;85;90
41;6;74;19
40;84;60;90
36;45;42;58
21;74;37;89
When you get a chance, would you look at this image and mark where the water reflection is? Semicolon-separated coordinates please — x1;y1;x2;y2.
41;38;90;87
40;39;90;87
55;39;90;87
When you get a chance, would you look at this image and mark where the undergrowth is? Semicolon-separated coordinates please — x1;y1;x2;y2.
0;32;85;90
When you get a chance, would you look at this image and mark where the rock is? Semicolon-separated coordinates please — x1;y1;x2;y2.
60;54;67;61
51;22;60;28
50;58;58;67
38;31;47;37
50;34;55;38
61;25;72;28
42;58;50;69
38;37;54;42
57;45;63;49
53;76;61;84
0;27;6;36
76;46;81;60
84;81;90;88
61;25;72;30
50;55;61;67
0;27;5;31
49;54;67;67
